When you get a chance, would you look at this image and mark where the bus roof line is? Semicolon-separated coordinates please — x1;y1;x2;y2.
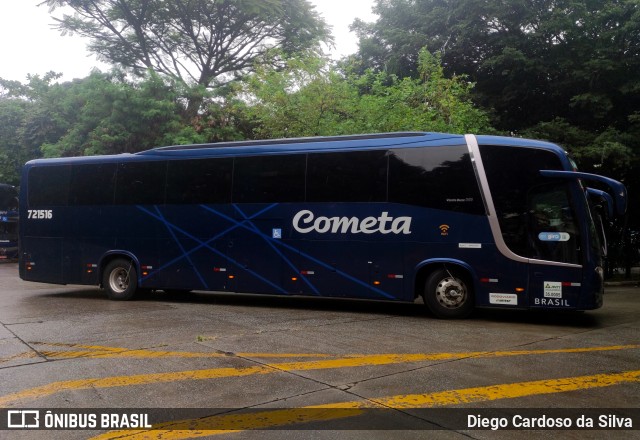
145;132;430;151
135;132;464;156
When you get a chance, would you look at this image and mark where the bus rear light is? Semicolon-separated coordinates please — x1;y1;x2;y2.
480;278;499;283
300;270;315;275
562;282;581;287
140;265;153;276
387;274;404;279
86;263;97;274
214;267;227;272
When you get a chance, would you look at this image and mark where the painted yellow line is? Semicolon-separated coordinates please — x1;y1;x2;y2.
0;344;637;408
90;369;640;439
262;344;640;372
30;342;335;359
0;366;273;407
16;342;640;363
0;351;40;363
374;369;640;408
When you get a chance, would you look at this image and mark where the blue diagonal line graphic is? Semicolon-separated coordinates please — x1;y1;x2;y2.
137;203;278;277
137;205;287;294
153;206;209;290
201;205;394;299
233;204;320;295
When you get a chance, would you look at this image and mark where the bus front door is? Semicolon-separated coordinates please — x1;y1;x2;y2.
527;183;583;310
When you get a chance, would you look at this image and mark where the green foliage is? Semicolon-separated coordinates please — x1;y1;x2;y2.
0;70;249;178
355;0;640;131
34;71;186;157
44;0;331;116
0;98;30;184
242;50;493;139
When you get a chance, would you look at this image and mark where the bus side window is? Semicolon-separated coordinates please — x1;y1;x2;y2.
115;161;167;205
28;165;71;207
166;158;233;204
388;146;484;214
69;163;117;205
306;151;387;203
233;155;305;203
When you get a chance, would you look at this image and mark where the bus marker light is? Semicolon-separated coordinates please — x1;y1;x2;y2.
480;278;499;283
515;287;525;293
228;275;235;279
140;265;153;276
291;277;298;281
373;281;381;285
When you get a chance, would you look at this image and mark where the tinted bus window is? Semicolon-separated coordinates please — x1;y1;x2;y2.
166;158;233;204
233;155;305;203
0;185;18;211
69;163;117;205
115;161;167;205
28;165;71;207
307;151;388;202
388;146;484;214
479;145;573;261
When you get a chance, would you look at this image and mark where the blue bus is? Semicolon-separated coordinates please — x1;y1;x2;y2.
0;183;19;261
18;132;627;318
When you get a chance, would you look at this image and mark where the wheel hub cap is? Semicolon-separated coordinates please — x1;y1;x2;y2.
435;277;467;308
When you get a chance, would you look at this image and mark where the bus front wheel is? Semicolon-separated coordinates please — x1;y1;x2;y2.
103;259;138;301
423;268;473;319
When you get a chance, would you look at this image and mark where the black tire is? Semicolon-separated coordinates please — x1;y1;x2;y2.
423;268;474;319
103;259;138;300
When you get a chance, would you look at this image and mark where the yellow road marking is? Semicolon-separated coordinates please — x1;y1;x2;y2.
0;344;637;407
90;369;640;439
0;351;40;363
29;342;334;359
0;366;273;407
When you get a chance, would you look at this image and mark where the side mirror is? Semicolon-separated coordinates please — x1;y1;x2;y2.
587;188;614;219
540;170;627;216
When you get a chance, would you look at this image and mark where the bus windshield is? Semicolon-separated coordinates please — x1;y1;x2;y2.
527;183;581;265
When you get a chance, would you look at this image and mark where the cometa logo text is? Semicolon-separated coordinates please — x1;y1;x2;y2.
292;210;412;235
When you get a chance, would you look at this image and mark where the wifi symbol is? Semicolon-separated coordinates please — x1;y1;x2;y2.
439;224;450;236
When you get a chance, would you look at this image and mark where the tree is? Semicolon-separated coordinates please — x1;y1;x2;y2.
0;70;248;166
241;50;493;138
353;0;640;134
44;0;332;116
0;98;29;184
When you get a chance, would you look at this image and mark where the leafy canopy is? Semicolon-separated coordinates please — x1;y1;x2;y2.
242;49;493;138
44;0;332;115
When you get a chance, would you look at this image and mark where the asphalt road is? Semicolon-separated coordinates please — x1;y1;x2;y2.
0;262;638;439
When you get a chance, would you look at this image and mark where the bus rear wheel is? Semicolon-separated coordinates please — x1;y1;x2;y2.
423;268;473;319
103;259;138;300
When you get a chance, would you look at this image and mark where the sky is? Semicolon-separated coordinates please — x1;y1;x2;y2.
0;0;377;83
